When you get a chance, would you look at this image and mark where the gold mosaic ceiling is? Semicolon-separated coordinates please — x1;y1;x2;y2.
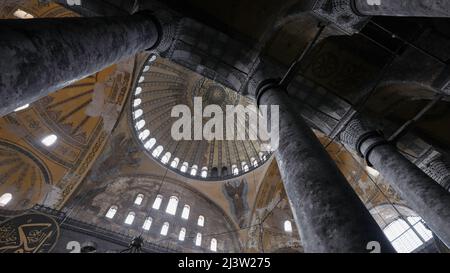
130;55;271;180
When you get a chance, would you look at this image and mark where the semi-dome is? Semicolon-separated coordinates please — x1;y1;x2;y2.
130;54;271;180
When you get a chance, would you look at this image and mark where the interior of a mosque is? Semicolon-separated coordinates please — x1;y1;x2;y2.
0;0;449;254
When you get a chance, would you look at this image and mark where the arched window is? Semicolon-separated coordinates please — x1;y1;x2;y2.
133;98;142;107
383;216;432;253
181;205;190;220
211;167;218;177
190;165;198;176
124;211;135;225
135;119;145;130
138;129;150;141
259;152;267;161
195;233;202;246
105;205;118;219
201;167;208;178
251;157;258;167
135;87;142;95
221;167;228;176
178;228;186;241
197;215;205;227
0;193;12;207
180;162;189;173
170;157;180;168
152;195;163;210
41;134;57;147
152;145;163;157
160;222;169;236
14;104;29;112
142;217;152;230
259;152;264;160
284;220;293;233
166;196;179;215
149;54;157;62
134;109;143;119
241;162;249;172
13;9;34;19
134;194;144;205
161;152;171;164
210;238;217;252
144;138;156;149
232;164;239;175
366;166;380;178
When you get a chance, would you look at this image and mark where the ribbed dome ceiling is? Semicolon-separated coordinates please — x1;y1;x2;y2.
130;55;271;180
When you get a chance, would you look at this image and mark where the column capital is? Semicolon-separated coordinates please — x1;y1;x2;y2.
147;9;181;55
339;115;388;166
420;153;450;192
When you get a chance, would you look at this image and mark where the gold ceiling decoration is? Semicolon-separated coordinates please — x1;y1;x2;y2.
130;55;271;180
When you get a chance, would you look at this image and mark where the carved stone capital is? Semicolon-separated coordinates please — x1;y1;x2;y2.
420;153;450;191
339;115;379;152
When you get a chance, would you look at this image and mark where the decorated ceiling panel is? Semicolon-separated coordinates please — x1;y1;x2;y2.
0;0;135;210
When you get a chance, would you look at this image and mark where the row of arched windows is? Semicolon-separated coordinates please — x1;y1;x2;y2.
105;203;215;251
133;107;267;178
120;194;206;224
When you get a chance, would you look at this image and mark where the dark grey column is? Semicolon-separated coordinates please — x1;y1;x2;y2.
340;116;450;247
258;83;394;253
0;13;160;117
352;0;450;17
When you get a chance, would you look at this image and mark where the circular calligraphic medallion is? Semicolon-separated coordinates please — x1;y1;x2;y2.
0;213;60;253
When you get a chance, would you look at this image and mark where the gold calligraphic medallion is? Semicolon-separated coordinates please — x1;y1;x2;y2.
0;213;60;253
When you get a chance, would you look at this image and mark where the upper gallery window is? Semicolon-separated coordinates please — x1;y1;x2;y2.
14;104;29;112
197;215;205;227
284;220;293;233
0;193;12;207
105;205;118;219
124;211;135;225
142;217;153;231
160;222;169;236
178;228;186;241
195;233;202;246
134;194;144;205
41;134;57;146
210;238;217;252
13;9;34;19
383;216;432;253
152;194;163;210
166;196;179;215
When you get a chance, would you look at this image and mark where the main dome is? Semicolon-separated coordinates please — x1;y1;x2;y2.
130;54;271;180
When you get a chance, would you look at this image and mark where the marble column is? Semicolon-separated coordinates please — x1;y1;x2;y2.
0;12;161;116
340;115;450;247
258;82;394;253
352;0;450;18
